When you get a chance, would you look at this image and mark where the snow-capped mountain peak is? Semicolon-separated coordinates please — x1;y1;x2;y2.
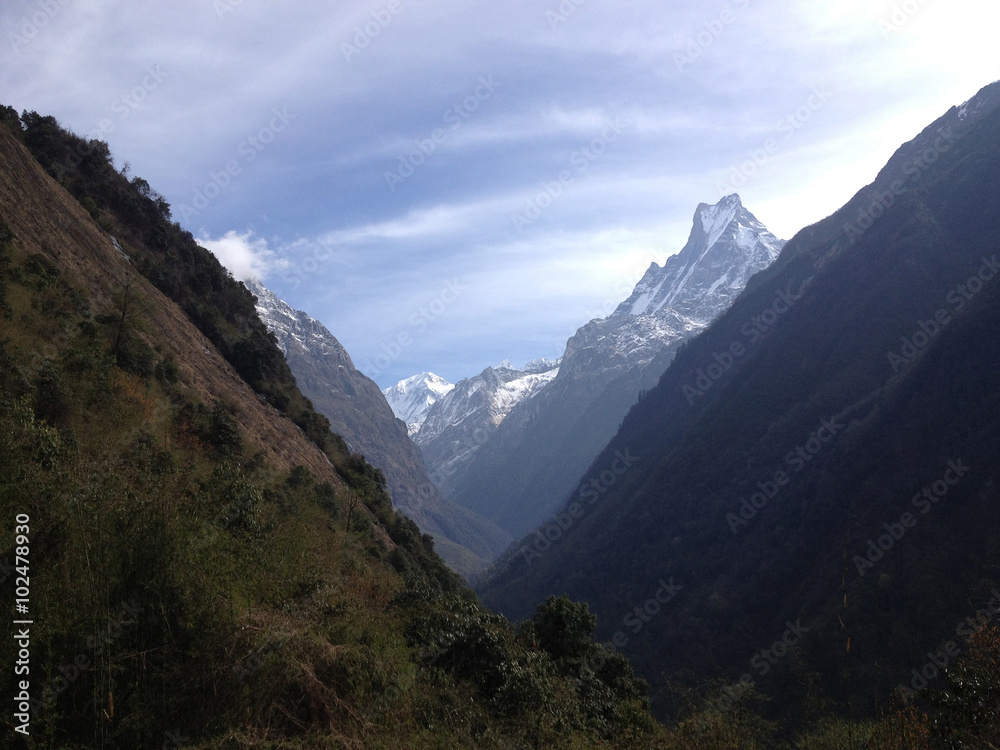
618;193;784;323
699;192;743;249
383;373;455;436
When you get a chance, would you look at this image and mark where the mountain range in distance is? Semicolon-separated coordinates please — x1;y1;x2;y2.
247;190;790;574
386;192;787;540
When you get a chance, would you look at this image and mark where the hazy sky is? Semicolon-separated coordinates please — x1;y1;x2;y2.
2;0;997;387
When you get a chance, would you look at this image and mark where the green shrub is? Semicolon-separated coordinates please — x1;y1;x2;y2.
207;399;244;456
154;354;178;384
314;481;339;517
0;218;12;316
33;358;71;426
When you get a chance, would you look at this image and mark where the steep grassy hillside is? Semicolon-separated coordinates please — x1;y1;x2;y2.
6;107;336;461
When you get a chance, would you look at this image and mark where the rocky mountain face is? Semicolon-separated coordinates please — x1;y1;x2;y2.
478;81;1000;720
420;195;784;538
247;280;511;576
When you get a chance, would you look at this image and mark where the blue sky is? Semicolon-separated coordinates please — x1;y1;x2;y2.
2;0;997;387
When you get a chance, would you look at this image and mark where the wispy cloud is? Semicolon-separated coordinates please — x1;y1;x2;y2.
319;196;510;245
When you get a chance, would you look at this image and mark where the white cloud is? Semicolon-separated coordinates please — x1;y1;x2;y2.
198;230;289;282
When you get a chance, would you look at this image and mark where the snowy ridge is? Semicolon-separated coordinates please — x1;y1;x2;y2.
387;358;563;443
415;359;560;449
404;359;561;486
493;366;560;418
498;357;561;375
383;373;455;437
247;280;353;364
520;357;561;374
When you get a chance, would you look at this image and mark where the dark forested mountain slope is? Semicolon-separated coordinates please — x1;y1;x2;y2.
479;81;1000;721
